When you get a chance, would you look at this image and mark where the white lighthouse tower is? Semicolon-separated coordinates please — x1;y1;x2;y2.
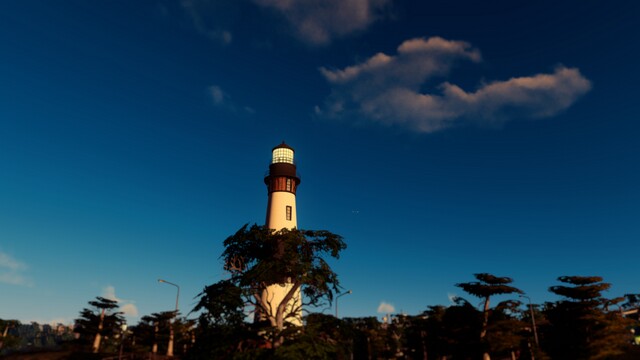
264;142;300;230
262;142;302;325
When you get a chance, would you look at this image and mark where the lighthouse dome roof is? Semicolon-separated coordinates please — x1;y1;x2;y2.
272;141;294;152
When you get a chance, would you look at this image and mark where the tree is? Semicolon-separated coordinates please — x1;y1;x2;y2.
193;224;346;349
485;300;528;360
342;317;388;360
273;313;351;359
134;311;173;355
543;276;632;360
131;312;194;356
456;273;523;360
74;296;124;353
440;297;484;359
0;319;21;352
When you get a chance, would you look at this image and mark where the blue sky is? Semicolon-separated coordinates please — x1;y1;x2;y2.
1;0;639;325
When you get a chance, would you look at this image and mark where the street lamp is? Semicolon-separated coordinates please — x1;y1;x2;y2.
336;290;352;318
158;279;180;357
519;295;540;347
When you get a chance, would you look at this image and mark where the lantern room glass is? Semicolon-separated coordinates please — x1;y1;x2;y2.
272;148;294;164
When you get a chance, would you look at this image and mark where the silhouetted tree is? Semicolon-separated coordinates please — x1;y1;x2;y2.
456;273;523;359
273;313;350;359
342;317;387;360
543;275;632;360
485;300;527;360
442;297;484;359
0;319;20;352
132;311;175;355
74;296;124;353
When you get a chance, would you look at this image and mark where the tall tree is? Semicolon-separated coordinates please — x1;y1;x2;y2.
544;276;632;360
74;296;124;353
456;273;523;360
134;311;175;355
193;224;346;349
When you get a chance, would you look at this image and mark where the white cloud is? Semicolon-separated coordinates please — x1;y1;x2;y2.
377;301;395;314
255;0;391;45
208;85;255;115
318;36;591;133
0;251;32;287
120;303;139;317
101;285;139;318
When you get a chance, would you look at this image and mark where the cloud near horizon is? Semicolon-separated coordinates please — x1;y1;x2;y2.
255;0;391;45
317;36;592;133
0;251;33;287
377;301;395;314
102;285;139;318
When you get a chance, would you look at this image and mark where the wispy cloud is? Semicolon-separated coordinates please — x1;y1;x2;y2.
317;36;591;132
208;85;256;115
181;0;234;45
102;285;139;318
377;301;395;314
255;0;391;45
0;251;33;287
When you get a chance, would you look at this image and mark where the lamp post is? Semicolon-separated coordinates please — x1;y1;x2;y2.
158;279;180;357
520;295;540;347
336;290;352;318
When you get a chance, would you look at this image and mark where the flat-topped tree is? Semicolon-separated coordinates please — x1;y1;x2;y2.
549;275;610;302
545;275;632;360
74;296;124;353
456;273;523;339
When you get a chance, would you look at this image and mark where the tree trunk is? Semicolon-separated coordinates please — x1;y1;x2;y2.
152;324;158;354
92;308;106;353
0;323;10;350
480;296;490;339
167;323;174;357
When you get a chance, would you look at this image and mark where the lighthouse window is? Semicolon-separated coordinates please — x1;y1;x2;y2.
272;148;294;164
286;179;292;191
286;206;292;221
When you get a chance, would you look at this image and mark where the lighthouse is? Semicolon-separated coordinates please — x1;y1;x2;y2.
262;142;302;325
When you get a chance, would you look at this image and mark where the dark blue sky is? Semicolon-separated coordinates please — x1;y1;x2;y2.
1;0;639;324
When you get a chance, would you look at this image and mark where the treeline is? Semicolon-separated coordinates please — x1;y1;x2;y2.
187;274;640;360
0;320;75;355
2;274;639;359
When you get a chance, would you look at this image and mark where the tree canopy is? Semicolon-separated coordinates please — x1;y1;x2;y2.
74;296;124;353
192;224;346;351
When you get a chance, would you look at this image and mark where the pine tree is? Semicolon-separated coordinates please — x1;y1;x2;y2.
544;276;632;360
